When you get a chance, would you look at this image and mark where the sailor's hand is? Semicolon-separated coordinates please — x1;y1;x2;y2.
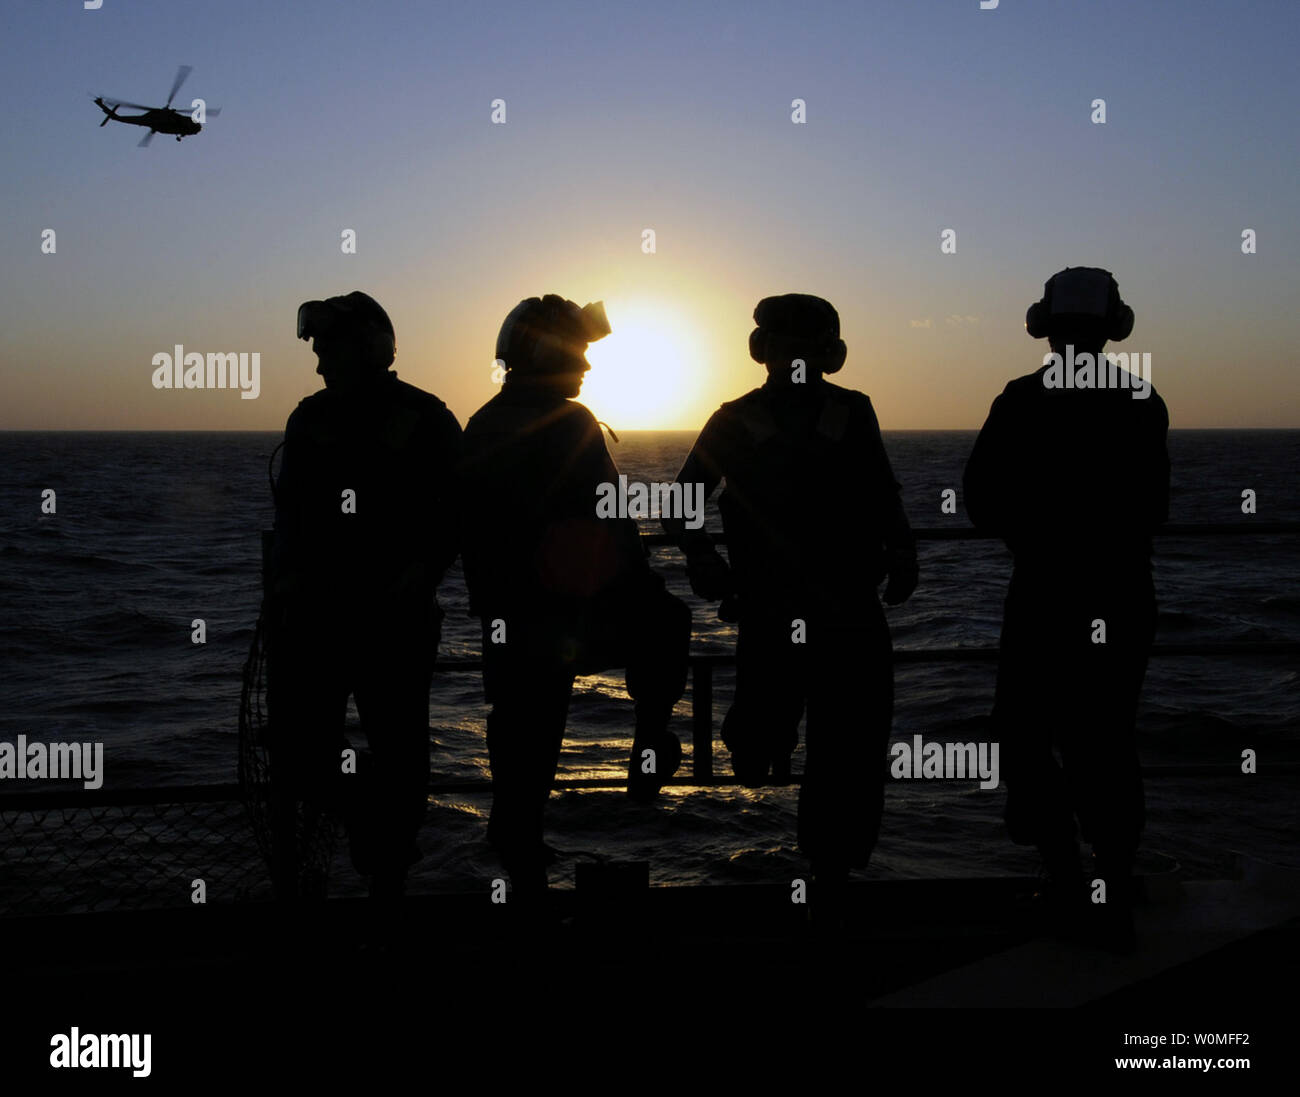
882;556;918;606
686;549;734;601
717;594;741;623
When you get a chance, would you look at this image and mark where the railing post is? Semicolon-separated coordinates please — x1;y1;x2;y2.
692;660;713;782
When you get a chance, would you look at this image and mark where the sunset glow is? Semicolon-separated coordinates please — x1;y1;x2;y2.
580;301;710;430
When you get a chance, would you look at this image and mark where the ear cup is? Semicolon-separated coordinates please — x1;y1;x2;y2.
1025;300;1049;338
823;338;847;374
748;328;767;364
1109;302;1134;342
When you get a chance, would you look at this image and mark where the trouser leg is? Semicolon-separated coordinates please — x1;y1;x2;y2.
999;701;1077;854
999;580;1155;897
1062;600;1155;888
995;600;1078;855
484;658;573;890
623;587;691;735
721;623;804;786
266;630;350;901
352;625;437;891
799;609;893;871
623;588;691;793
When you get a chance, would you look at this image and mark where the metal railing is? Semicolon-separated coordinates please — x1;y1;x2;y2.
2;521;1296;915
435;520;1300;785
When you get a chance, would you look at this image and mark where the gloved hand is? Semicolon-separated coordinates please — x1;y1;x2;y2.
685;548;734;601
882;554;918;606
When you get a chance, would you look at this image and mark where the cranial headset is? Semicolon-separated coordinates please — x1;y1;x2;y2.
297;291;397;368
1025;267;1133;342
748;294;847;374
495;295;611;372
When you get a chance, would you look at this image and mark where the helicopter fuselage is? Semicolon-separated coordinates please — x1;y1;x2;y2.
95;99;201;137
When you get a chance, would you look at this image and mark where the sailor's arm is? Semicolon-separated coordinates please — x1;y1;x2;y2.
269;408;308;605
389;401;464;605
963;390;1013;537
862;396;917;605
427;404;465;583
1147;393;1171;530
663;413;731;600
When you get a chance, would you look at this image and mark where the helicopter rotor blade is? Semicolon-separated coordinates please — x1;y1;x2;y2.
97;97;158;112
138;130;156;148
203;107;222;118
164;65;193;110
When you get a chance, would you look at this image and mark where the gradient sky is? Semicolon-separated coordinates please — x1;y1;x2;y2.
1;0;1297;430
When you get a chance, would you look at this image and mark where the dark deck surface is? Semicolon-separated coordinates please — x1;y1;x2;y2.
4;872;1295;1083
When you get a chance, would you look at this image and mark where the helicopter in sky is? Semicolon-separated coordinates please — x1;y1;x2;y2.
92;66;220;147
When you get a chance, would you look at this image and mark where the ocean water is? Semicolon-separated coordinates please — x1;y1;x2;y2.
0;427;1297;895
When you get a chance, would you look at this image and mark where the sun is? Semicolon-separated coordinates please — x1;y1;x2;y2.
579;301;705;429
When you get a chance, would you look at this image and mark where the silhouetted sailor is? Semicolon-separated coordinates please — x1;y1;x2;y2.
267;291;462;913
664;294;917;913
459;295;689;898
964;267;1168;952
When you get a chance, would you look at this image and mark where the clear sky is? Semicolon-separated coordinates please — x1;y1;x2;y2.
1;0;1297;430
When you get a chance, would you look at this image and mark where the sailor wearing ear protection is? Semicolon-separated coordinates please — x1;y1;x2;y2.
663;293;917;914
964;268;1169;953
268;290;463;914
458;295;691;900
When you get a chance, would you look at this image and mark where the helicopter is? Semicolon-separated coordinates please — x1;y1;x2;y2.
92;66;220;147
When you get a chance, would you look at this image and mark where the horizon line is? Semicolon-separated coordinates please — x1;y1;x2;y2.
2;426;1299;434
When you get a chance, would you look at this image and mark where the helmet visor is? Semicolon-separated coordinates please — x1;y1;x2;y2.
296;300;324;340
